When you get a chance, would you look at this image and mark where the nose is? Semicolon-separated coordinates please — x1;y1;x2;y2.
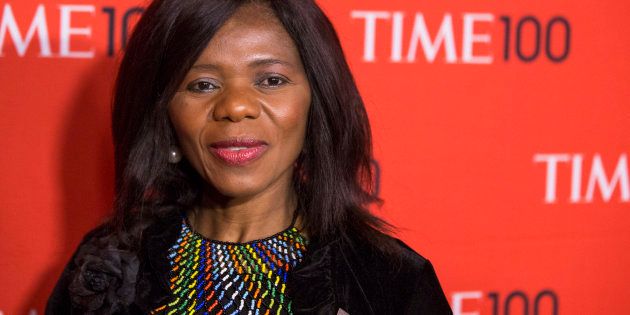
211;85;261;122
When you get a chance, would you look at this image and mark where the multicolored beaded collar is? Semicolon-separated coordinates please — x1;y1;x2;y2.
152;215;308;315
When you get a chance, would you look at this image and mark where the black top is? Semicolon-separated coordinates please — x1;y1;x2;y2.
46;209;453;314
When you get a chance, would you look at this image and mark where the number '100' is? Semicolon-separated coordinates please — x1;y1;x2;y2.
500;15;571;63
488;290;559;315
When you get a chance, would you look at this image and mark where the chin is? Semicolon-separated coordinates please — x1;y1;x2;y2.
199;165;293;201
215;186;261;199
204;178;266;200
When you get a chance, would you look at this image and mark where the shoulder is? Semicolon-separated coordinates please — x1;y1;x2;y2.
46;223;107;313
340;230;430;278
335;231;453;314
46;222;142;314
47;210;184;314
389;238;452;313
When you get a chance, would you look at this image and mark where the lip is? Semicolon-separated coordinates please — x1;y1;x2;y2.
208;138;269;166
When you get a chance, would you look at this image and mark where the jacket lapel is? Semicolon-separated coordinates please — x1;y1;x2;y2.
289;234;377;315
287;237;338;314
135;210;181;312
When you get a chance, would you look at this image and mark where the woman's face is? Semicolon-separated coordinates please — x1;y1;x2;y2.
168;4;311;200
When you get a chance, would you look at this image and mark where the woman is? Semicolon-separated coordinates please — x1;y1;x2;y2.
47;0;452;314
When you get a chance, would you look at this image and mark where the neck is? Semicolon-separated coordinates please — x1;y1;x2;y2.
187;184;300;243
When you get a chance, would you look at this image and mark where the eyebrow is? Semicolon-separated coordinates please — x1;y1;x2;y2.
248;58;294;68
191;58;295;71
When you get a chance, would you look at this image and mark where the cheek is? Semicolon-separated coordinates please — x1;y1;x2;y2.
168;97;207;153
277;90;311;142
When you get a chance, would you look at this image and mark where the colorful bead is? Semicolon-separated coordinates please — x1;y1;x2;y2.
152;219;308;314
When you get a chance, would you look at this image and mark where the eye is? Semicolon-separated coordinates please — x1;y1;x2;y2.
186;79;219;93
257;74;289;89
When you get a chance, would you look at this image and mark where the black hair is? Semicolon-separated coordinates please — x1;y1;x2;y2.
111;0;398;251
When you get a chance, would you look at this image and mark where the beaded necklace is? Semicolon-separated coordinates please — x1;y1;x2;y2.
152;214;308;315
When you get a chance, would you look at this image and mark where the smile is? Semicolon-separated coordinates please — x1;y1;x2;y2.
208;139;269;166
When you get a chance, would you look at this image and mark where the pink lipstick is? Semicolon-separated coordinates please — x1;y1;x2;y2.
208;138;268;166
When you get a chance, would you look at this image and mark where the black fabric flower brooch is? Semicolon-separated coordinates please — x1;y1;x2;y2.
68;233;140;314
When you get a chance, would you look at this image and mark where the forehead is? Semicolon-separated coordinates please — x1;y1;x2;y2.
195;3;300;67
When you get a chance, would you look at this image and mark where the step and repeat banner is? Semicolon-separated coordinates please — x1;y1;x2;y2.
1;0;628;314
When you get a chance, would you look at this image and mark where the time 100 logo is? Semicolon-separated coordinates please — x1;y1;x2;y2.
351;11;570;64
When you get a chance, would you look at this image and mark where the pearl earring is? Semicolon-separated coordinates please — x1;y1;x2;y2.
168;146;182;163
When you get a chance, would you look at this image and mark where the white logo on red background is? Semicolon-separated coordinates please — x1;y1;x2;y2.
351;11;493;63
0;4;94;58
351;10;571;64
1;5;571;63
534;153;629;203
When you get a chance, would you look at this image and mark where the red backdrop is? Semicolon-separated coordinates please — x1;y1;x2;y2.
1;0;629;314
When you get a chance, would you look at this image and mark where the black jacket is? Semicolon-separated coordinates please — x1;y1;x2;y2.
47;210;453;314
